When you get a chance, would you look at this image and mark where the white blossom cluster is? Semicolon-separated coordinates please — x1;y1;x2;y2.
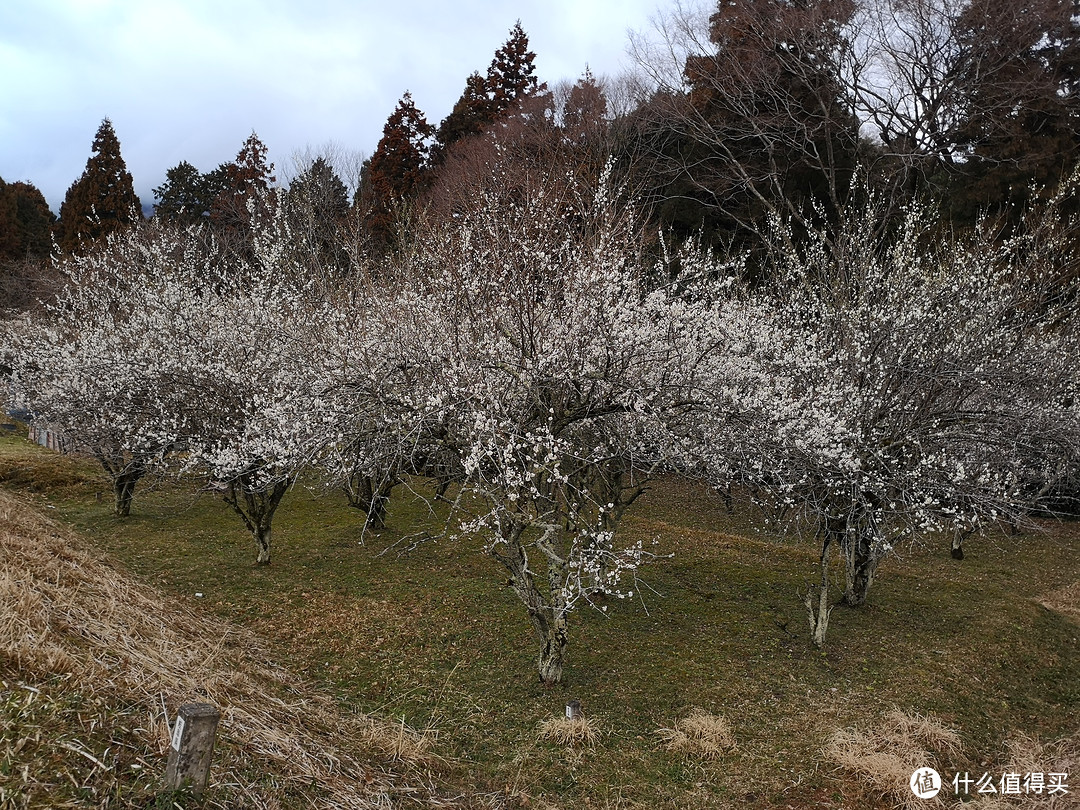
682;187;1080;603
5;167;1077;662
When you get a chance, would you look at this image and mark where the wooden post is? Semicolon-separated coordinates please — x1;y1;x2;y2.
165;702;220;795
565;699;582;720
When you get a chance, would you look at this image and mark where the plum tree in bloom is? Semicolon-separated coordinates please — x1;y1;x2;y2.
11;198;323;564
162;194;325;564
7;220;211;515
365;163;721;684
690;182;1080;646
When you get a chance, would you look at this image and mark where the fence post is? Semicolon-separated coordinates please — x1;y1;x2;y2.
165;702;220;795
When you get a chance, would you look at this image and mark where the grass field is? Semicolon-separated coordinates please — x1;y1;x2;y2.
2;428;1078;808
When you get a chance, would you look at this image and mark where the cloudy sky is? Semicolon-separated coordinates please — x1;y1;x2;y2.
1;0;666;214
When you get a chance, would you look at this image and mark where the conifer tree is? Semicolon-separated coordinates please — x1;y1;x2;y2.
209;132;276;231
153;160;217;225
562;67;608;142
286;156;351;275
362;92;434;246
434;22;542;157
434;73;496;154
56;119;142;253
486;20;540;110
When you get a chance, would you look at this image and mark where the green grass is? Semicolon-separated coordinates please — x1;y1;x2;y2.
2;430;1078;809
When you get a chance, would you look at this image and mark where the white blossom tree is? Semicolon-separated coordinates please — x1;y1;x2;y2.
687;181;1080;646
10;201;325;564
334;163;722;684
7;221;211;516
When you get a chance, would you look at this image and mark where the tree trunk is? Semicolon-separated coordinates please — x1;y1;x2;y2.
223;476;290;565
535;610;568;685
344;472;397;530
490;520;571;685
254;523;272;565
950;534;965;560
112;469;142;517
96;450;146;518
805;531;834;648
843;526;884;607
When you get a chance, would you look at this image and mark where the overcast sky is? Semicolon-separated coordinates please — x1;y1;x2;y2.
0;0;665;214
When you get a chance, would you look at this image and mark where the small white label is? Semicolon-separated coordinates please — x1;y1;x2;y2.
171;716;185;751
565;705;573;719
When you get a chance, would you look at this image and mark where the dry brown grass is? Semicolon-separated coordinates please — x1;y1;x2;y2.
825;709;961;810
655;708;735;760
0;488;462;808
967;732;1080;809
536;715;601;748
1039;580;1080;626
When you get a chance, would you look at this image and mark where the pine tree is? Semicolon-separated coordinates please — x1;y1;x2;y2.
55;119;142;253
362;92;435;246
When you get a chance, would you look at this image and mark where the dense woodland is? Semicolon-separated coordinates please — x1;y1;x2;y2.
4;1;1080;683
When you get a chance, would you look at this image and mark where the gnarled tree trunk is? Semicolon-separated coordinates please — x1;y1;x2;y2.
223;476;291;565
94;448;147;518
344;472;397;530
490;520;571;685
842;525;886;607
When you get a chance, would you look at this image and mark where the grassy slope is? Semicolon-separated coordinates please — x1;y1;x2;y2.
2;430;1078;809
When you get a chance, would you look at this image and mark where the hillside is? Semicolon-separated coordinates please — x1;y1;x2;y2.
0;484;474;809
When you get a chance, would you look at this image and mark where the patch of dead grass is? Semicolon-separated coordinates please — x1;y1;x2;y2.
537;715;602;747
656;708;735;760
967;732;1080;809
825;709;961;810
1039;580;1080;625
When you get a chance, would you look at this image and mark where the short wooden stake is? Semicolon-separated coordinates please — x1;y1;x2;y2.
165;702;220;795
565;699;582;720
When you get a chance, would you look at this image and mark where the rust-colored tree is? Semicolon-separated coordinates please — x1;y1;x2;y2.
209;132;276;232
434;22;543;158
55;119;142;253
360;92;434;247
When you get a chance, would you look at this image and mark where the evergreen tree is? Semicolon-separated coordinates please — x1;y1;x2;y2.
209;132;276;231
0;177;57;312
562;67;607;142
486;21;540;110
434;22;542;157
153;160;217;225
286;156;350;274
55;118;142;253
362;92;435;246
945;0;1080;223
435;72;496;154
626;0;861;251
10;182;55;258
0;178;17;261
